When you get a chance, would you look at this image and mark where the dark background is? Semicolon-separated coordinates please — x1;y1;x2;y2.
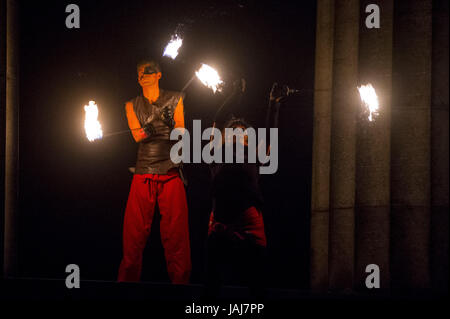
18;0;315;288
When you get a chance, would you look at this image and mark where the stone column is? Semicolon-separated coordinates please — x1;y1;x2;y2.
0;0;6;278
311;0;335;292
4;0;19;277
431;0;449;292
391;0;432;289
328;0;359;291
354;0;393;291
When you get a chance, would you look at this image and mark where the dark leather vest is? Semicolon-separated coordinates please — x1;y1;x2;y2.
131;89;183;174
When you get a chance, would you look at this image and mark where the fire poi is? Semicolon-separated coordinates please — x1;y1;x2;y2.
195;63;223;93
163;34;183;60
357;83;380;122
84;101;103;142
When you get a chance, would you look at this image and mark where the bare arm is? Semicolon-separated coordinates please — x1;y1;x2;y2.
125;101;147;142
173;97;185;134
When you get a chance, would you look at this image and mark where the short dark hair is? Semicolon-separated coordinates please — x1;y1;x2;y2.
224;117;252;130
220;117;253;136
136;59;161;74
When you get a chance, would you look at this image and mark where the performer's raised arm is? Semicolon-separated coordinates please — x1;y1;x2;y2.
263;83;282;156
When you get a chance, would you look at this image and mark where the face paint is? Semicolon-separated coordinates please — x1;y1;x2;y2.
143;65;158;75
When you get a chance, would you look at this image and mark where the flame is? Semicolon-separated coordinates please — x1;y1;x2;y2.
163;35;183;59
358;83;379;122
84;101;103;142
195;63;223;93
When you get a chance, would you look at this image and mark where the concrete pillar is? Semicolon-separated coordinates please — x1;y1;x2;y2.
3;0;19;277
329;0;359;291
391;0;432;289
0;0;6;279
430;0;449;292
355;0;393;291
310;0;334;292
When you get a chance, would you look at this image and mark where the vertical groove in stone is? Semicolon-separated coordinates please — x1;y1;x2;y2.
431;0;449;292
355;0;393;291
311;0;335;291
4;0;19;277
329;0;359;291
391;0;432;289
0;0;6;279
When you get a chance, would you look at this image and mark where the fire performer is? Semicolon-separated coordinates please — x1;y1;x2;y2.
118;60;191;284
204;83;282;297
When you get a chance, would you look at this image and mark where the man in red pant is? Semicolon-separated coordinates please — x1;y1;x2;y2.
118;60;191;284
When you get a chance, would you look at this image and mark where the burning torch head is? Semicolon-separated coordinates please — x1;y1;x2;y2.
357;83;379;122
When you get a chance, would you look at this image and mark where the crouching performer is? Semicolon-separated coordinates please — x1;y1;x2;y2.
204;83;281;298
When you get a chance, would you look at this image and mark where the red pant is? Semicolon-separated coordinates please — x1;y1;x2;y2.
208;206;267;247
118;171;191;284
